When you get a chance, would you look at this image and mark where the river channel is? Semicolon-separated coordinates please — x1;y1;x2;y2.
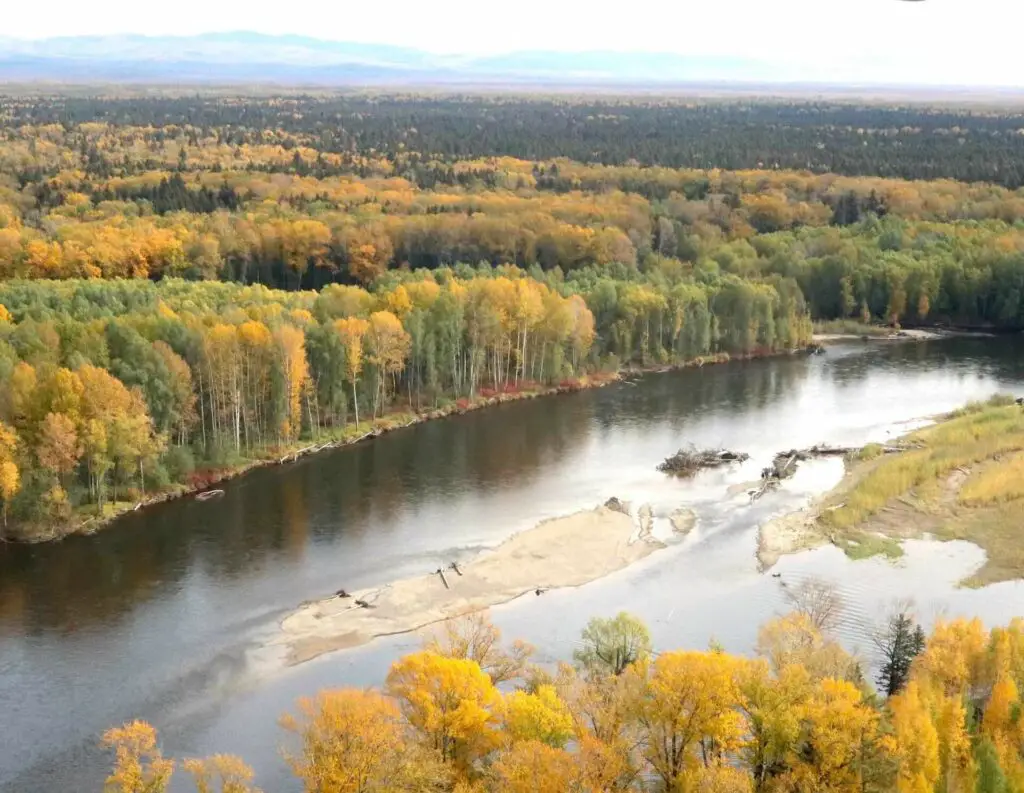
2;337;1023;792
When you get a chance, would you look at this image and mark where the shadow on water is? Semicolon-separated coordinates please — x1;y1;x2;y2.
1;336;1022;792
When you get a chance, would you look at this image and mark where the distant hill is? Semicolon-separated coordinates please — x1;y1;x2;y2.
0;33;806;86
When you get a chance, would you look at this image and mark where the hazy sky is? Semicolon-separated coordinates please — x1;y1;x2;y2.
3;0;1021;83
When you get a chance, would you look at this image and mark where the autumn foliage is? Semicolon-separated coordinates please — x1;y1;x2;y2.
100;609;1024;793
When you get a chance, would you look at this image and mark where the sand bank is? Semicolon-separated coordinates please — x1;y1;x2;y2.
278;504;675;665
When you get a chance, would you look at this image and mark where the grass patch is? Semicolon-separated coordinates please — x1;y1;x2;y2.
824;401;1024;532
814;395;1024;581
839;534;905;561
856;443;885;462
959;452;1024;506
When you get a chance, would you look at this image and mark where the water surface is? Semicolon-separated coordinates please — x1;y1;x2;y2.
2;337;1023;792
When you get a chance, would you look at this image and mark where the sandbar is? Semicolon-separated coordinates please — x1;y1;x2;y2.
278;504;666;665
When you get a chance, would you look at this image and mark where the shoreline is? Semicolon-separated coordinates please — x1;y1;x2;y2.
11;344;812;545
276;502;693;665
812;326;998;345
756;397;1024;587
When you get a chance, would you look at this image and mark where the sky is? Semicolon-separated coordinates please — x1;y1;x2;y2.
2;0;1022;85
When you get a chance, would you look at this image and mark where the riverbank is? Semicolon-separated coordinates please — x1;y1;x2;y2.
13;343;818;544
277;502;692;665
758;396;1024;587
812;320;1000;345
813;327;951;344
8;374;626;544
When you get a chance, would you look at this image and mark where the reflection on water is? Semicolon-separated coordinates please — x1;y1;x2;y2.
1;337;1023;792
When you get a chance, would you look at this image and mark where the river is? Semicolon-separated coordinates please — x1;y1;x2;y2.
2;337;1023;793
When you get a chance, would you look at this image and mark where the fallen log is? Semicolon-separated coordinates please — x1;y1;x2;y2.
195;489;225;502
658;446;750;476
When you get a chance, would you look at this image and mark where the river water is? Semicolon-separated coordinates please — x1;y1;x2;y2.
2;337;1024;792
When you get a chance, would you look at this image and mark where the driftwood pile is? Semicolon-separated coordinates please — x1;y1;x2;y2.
658;446;750;477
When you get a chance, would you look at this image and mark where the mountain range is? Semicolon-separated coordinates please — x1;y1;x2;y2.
0;32;853;86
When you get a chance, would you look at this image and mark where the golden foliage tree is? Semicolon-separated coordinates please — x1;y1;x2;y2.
101;720;174;793
385;651;501;770
281;688;442;793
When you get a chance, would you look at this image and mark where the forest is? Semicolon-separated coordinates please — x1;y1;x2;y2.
98;605;1024;793
5;94;1024;538
6;95;1024;185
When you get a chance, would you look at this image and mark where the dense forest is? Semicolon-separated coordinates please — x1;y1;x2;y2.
5;93;1024;538
6;95;1024;185
99;606;1024;793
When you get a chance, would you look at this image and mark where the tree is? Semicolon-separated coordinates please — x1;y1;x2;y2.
783;578;844;635
183;756;260;793
573;612;653;677
101;720;174;793
281;688;441;793
0;420;20;529
385;651;501;769
333;317;369;427
502;686;574;748
366;311;410;418
874;610;926;697
487;741;575;793
425;610;533;685
888;681;939;793
781;678;885;793
737;661;810;792
36;411;81;486
756;613;862;683
974;737;1009;793
274;324;309;441
638;650;744;789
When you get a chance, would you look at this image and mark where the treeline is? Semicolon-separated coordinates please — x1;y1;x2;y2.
98;606;1024;793
0;269;810;537
7;95;1024;185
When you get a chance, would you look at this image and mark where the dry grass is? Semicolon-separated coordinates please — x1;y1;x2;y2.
824;399;1024;532
959;452;1024;506
814;396;1024;585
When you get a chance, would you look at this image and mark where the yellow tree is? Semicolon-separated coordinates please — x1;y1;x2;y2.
737;660;810;793
487;741;575;793
183;755;260;793
366;311;410;418
36;411;81;487
5;361;37;435
889;681;940;793
385;651;501;771
280;688;441;793
502;686;574;748
756;613;861;683
274;324;309;442
638;651;744;789
101;720;174;793
574;734;635;793
333;317;370;427
0;420;20;529
913;618;987;697
930;693;975;793
680;765;754;793
782;678;885;793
